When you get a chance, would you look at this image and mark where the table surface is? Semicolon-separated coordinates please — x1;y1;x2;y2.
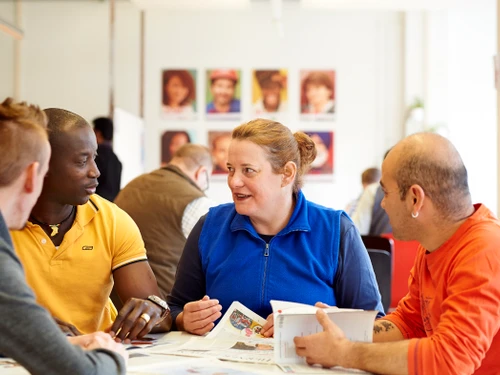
0;332;369;375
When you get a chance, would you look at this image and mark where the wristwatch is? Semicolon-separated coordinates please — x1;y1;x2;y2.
147;295;170;321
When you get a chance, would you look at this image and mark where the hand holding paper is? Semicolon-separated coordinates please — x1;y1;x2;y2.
272;300;377;365
178;295;222;335
259;313;275;337
206;301;267;339
294;309;349;368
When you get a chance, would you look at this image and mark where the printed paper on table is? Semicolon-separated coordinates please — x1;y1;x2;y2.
206;301;267;339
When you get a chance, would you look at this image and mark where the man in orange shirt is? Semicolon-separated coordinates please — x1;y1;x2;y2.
295;132;500;375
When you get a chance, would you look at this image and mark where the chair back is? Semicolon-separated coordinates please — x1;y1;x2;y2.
381;233;420;309
361;235;393;313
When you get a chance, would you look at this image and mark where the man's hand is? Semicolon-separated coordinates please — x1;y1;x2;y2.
54;317;82;337
68;332;129;362
177;295;222;335
109;297;166;342
260;313;275;337
294;309;350;368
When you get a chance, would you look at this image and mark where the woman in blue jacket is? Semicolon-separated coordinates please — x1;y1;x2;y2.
167;119;384;336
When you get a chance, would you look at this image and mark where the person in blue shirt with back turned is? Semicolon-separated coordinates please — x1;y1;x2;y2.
167;119;384;337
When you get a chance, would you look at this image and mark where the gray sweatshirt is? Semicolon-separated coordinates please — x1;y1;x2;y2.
0;212;126;375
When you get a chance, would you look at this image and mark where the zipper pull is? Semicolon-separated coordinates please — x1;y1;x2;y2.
264;243;269;257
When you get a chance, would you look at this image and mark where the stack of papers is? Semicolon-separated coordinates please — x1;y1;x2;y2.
158;300;375;374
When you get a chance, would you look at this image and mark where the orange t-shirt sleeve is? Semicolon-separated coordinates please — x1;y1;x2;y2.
380;248;427;340
406;235;500;375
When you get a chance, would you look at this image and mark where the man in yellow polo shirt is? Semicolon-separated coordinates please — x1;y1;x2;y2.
10;108;171;341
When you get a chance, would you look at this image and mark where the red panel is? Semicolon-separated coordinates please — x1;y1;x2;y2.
381;233;419;309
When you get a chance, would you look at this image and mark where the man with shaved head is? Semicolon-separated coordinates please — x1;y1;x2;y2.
295;132;500;375
11;107;171;342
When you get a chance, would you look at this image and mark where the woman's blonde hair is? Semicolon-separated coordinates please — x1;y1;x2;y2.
231;119;316;193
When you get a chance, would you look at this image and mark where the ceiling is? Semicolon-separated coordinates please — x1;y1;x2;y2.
129;0;459;11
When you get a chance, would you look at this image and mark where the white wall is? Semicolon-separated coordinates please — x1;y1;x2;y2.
0;1;16;100
446;1;497;212
19;1;140;121
402;4;497;213
0;33;14;100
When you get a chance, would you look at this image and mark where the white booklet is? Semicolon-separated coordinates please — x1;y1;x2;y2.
271;300;378;366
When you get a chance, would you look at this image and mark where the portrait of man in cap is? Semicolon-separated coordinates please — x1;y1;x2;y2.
206;69;241;118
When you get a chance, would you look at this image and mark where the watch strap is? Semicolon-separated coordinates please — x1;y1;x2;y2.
147;295;170;320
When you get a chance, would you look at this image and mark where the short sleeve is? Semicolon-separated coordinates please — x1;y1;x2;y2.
110;205;147;270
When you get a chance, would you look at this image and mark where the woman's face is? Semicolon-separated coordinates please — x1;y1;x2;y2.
305;83;332;108
169;133;189;156
165;75;189;106
227;139;285;224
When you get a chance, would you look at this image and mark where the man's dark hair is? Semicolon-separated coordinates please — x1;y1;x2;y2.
396;152;470;218
92;117;114;141
361;168;381;185
44;108;89;151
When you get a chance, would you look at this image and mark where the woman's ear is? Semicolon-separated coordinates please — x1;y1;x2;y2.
281;161;297;187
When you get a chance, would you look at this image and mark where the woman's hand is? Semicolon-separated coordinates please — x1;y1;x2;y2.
177;295;222;335
260;313;275;337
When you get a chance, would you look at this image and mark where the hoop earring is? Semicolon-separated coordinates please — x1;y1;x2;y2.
411;212;419;218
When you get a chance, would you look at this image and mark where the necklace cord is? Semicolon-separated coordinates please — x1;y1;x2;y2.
29;206;75;237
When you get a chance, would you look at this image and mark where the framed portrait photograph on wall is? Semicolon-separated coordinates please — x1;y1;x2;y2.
205;69;241;120
304;131;334;175
161;69;197;120
251;69;288;118
160;130;195;167
300;70;336;121
208;130;232;175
